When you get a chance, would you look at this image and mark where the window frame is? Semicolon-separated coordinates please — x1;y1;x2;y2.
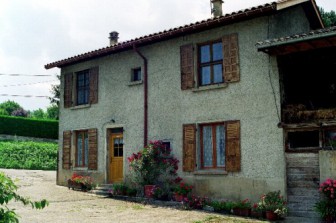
199;122;226;169
76;69;90;106
75;130;89;167
197;39;224;86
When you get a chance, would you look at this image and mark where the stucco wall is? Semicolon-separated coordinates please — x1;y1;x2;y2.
319;150;336;183
57;5;311;201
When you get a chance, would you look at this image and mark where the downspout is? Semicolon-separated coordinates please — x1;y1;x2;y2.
133;44;148;147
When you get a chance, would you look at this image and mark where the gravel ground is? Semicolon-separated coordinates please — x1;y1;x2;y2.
0;169;270;223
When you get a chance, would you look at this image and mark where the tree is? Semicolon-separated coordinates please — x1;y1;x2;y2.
0;100;22;116
11;108;28;117
49;75;60;107
46;104;58;120
30;108;46;119
319;7;336;27
0;172;48;222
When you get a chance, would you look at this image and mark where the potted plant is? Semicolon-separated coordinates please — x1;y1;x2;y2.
232;199;251;217
68;173;95;191
315;178;336;222
127;141;179;198
173;182;192;202
261;191;288;221
251;202;264;218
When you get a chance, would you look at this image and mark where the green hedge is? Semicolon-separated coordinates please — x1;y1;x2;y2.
0;115;58;139
0;141;58;170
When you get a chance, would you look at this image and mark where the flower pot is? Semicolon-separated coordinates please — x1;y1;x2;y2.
233;208;251;217
251;210;263;218
266;211;279;221
144;185;155;198
174;193;185;202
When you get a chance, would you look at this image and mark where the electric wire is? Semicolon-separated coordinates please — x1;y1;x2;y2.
0;73;54;77
0;80;59;88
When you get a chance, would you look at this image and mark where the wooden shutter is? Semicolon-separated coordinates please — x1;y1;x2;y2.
62;131;72;169
183;124;196;172
225;120;241;172
88;128;98;170
89;67;99;104
222;33;240;83
64;73;73;108
180;44;194;90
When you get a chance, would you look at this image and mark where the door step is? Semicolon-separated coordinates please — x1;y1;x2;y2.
88;184;113;197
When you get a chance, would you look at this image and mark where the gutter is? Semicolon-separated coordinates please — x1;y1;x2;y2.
133;44;148;147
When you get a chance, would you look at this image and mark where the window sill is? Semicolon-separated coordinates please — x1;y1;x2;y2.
70;104;91;110
194;170;228;175
128;80;143;86
73;167;87;171
192;83;228;92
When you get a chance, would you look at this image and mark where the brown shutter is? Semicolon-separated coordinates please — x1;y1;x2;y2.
183;124;196;172
222;33;240;83
226;120;241;172
89;67;99;104
180;44;194;90
62;131;72;170
64;73;73;108
88;128;98;170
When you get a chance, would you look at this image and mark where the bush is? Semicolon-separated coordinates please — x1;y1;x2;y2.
0;141;58;170
0;115;58;139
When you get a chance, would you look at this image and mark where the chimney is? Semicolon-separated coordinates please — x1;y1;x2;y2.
211;0;223;17
109;31;119;46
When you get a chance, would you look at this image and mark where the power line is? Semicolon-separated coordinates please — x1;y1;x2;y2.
0;73;55;77
0;94;51;98
0;80;59;88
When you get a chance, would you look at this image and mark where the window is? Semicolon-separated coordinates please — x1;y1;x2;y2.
180;33;239;90
200;123;225;169
76;70;90;105
287;131;320;149
76;131;89;167
131;68;141;82
325;130;336;149
198;41;223;86
182;121;240;172
64;67;99;108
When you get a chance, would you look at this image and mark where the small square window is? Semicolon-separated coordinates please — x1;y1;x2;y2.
131;68;141;82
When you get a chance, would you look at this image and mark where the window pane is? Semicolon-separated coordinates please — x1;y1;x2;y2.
200;45;210;63
213;42;223;61
203;126;213;167
114;138;119;157
84;133;88;166
213;64;223;83
77;90;84;105
77;134;83;166
287;131;319;148
216;125;225;167
201;66;211;85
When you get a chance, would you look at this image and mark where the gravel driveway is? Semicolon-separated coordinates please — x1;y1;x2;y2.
1;169;267;223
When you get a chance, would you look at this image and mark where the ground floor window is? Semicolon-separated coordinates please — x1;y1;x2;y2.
200;123;225;169
76;131;88;167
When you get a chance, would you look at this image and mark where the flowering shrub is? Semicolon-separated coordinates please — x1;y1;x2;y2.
174;182;193;196
183;195;208;210
261;191;287;216
69;173;95;190
315;178;336;220
233;199;252;209
127;141;179;186
319;178;336;199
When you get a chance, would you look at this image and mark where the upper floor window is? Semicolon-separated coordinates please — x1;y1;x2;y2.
199;41;223;86
76;70;90;105
63;67;99;108
131;68;142;82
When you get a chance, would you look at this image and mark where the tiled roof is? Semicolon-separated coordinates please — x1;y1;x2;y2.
45;2;278;69
256;26;336;49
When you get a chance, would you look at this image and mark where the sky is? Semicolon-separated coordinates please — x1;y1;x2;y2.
0;0;334;111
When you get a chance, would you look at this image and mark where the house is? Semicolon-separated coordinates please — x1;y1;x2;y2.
45;0;335;217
